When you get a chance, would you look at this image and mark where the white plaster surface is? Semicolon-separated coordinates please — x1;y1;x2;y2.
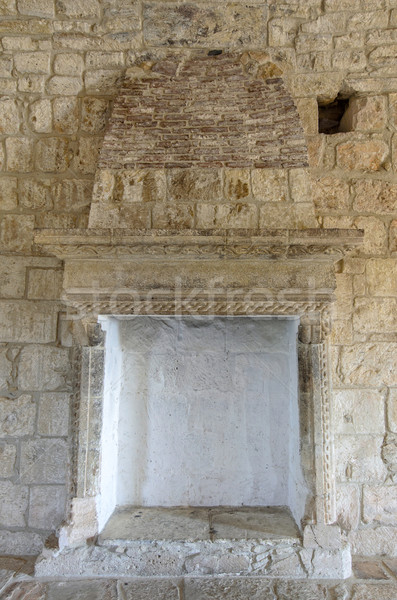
98;316;306;523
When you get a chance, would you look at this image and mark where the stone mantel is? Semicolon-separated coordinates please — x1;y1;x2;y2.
35;227;363;318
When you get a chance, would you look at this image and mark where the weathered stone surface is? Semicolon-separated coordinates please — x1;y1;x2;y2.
81;97;109;133
336;139;388;171
0;97;19;134
18;345;69;391
335;434;388;482
340;96;387;132
0;442;16;477
337;344;397;386
382;433;397;480
251;168;288;202
28;485;67;529
0;177;17;210
388;388;397;434
37;392;70;436
288;168;312;203
14;51;50;73
350;583;397;600
143;4;267;48
54;53;84;76
5;137;33;171
35;137;71;172
27;268;63;300
363;485;397;525
53;97;79;134
333;389;385;435
20;438;69;484
28;98;52;133
19;179;53;210
312;176;350;212
168;169;222;203
46;75;82;95
224;168;251;200
55;0;101;18
0;481;28;527
0;530;43;555
197;203;258;229
276;581;327;600
353;180;397;214
185;578;275;599
336;483;360;531
18;0;54;18
350;527;397;557
0;301;57;343
0;347;11;390
354;217;388;256
0;394;36;436
118;580;179;600
152;204;195;229
367;260;397;296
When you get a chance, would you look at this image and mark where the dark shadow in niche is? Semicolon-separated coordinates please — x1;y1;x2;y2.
318;94;351;134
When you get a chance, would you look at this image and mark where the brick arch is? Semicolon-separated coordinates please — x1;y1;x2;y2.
98;52;309;170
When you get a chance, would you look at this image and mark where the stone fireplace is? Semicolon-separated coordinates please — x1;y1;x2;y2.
34;51;363;579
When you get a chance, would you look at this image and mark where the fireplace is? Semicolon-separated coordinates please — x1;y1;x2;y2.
34;51;363;578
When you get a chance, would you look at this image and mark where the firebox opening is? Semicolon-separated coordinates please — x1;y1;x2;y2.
97;316;308;538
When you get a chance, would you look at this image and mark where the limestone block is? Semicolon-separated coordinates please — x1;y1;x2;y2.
167;169;222;203
337;139;388;171
340;96;387;132
47;581;117;600
336;483;360;531
333;390;385;435
0;530;42;555
28;98;52;133
59;497;97;548
0;443;16;477
20;438;68;484
350;583;397;600
382;433;397;479
5;137;33;171
86;51;124;69
53;53;84;76
52;179;92;212
349;527;397;556
18;74;46;93
288;168;313;204
369;45;397;67
35;137;71;172
295;98;318;135
152;204;194;229
312;176;350;212
81;97;109;133
143;3;267;48
0;98;19;134
0;142;4;170
14;51;50;73
353;217;388;256
331;51;367;73
353;298;397;334
0;177;17;210
18;345;69;391
363;485;397;525
0;481;28;527
335;434;388;482
224;169;251;201
337;343;397;386
295;33;333;54
19;179;53;210
2;36;36;50
0;394;36;436
37;392;70;436
0;215;34;252
251;168;289;202
268;17;299;47
28;485;66;529
389;220;397;254
367;259;397;296
2;582;47;600
258;203;304;228
185;578;275;600
53;97;79;134
55;0;101;18
0;301;57;343
197;203;258;229
46;76;82;95
0;257;26;298
72;137;101;175
27;268;63;300
387;389;397;433
18;0;54;17
84;70;121;93
0;347;11;390
276;581;327;599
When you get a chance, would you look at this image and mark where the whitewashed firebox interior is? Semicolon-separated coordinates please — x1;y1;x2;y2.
34;52;363;579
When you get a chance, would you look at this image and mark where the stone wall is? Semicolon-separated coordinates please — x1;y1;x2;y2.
0;0;396;556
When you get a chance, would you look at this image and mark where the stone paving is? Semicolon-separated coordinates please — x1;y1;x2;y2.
1;556;397;599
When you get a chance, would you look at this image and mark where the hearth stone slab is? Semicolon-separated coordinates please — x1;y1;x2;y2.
99;507;300;543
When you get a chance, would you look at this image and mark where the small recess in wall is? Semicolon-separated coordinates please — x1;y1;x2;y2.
318;94;351;134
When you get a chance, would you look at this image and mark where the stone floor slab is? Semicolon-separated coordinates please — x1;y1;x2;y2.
117;579;181;600
183;577;276;600
46;580;117;600
352;559;389;580
210;507;299;540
